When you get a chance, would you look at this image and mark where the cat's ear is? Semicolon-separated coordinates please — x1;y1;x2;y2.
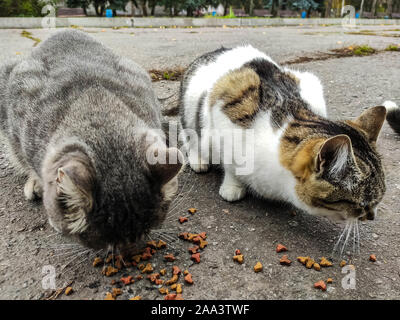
316;135;356;177
147;146;184;184
351;106;386;143
56;167;93;233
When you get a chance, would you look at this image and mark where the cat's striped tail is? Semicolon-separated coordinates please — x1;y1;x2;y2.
384;101;400;135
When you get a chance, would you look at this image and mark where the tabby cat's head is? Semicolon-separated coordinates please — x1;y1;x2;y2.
285;106;386;221
42;135;183;249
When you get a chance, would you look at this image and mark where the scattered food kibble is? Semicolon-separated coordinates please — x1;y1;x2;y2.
184;273;194;284
179;217;188;224
279;255;292;266
120;276;133;285
170;283;177;290
314;280;327;291
188;246;199;254
176;284;183;294
235;249;241;255
165;293;177;300
276;244;288;253
233;254;244;264
297;256;309;265
165;274;179;285
105;292;115;300
254;262;263;273
306;258;315;269
147;273;160;283
159;287;169;295
164;254;176;262
198;239;208;249
132;255;141;264
313;263;321;271
369;254;377;262
198;232;207;240
112;288;122;297
319;257;333;267
191;253;201;263
142;263;154;274
160;269;167;276
340;260;347;268
103;266;118;277
146;240;157;248
130;296;141;300
172;266;181;275
157;240;167;249
327;278;333;284
65;287;73;296
93;257;103;267
183;270;189;276
188;208;197;214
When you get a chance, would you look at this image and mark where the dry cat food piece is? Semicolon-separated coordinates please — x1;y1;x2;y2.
165;274;179;285
157;240;167;249
340;260;347;267
170;283;177;290
142;263;154;274
198;232;207;240
297;256;309;265
132;255;141;264
164;254;176;262
279;255;292;266
105;292;115;300
191;253;201;263
369;254;377;262
188;246;199;254
105;255;114;264
254;262;263;273
327;278;333;284
172;266;181;275
165;293;177;300
179;217;188;224
235;249;241;255
313;263;321;271
65;287;73;296
147;240;157;249
183;270;189;276
130;296;141;300
176;284;183;294
141;247;153;261
93;257;103;267
319;257;333;267
147;273;160;283
314;280;327;291
160;269;167;276
192;236;202;244
306;258;315;269
112;288;122;297
184;273;194;284
187;233;199;241
233;254;244;264
188;208;197;214
155;279;164;285
120;276;133;285
103;266;118;277
198;239;208;249
159;287;169;295
276;244;288;253
178;232;189;240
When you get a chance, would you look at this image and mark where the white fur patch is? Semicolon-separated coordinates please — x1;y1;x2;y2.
383;100;398;112
330;144;349;177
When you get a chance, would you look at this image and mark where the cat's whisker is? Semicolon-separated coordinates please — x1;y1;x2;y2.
332;220;350;256
166;181;197;222
355;219;361;255
60;248;91;271
340;220;353;256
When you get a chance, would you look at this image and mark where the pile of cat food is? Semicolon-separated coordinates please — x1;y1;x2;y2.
89;207;207;300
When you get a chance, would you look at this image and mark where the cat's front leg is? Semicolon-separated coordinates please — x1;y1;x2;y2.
219;169;246;202
24;171;43;200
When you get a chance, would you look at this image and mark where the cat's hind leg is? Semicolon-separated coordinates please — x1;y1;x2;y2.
219;168;246;202
24;170;43;200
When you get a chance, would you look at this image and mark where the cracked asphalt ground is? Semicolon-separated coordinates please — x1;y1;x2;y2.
0;25;399;300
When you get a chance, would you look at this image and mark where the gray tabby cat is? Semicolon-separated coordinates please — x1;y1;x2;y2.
0;30;183;249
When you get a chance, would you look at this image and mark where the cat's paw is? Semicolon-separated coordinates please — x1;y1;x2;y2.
219;183;246;202
24;176;43;200
189;162;210;173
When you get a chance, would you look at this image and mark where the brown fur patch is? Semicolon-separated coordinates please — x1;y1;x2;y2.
209;67;260;127
285;71;301;85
